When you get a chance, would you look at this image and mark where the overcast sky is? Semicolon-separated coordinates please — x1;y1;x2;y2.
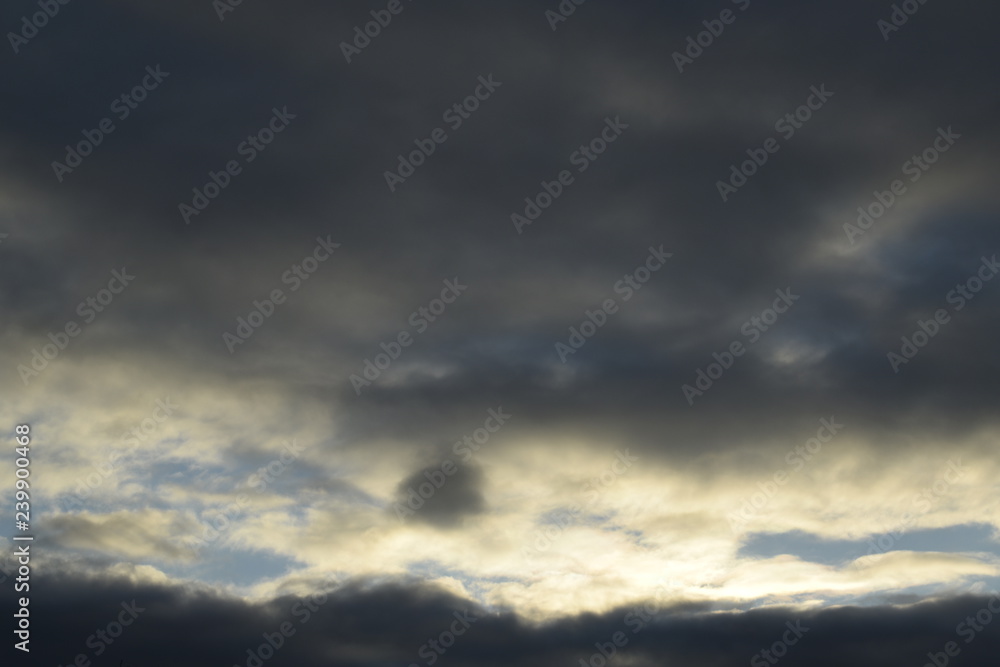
2;1;1000;665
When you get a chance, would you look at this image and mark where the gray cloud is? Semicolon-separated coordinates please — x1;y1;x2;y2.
395;460;487;528
1;0;998;660
4;569;1000;666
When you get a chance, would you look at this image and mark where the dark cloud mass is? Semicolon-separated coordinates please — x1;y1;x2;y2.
395;461;486;528
0;0;998;665
4;570;1000;666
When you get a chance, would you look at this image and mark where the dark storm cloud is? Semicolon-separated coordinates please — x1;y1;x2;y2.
4;569;1000;666
394;460;486;528
2;0;993;461
2;0;999;660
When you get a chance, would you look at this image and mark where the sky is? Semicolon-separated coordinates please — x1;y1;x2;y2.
1;0;999;665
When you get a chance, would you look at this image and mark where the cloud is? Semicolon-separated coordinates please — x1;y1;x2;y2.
0;0;998;659
4;567;1000;667
394;460;487;528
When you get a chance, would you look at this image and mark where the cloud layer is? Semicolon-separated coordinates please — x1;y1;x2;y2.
0;0;998;663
